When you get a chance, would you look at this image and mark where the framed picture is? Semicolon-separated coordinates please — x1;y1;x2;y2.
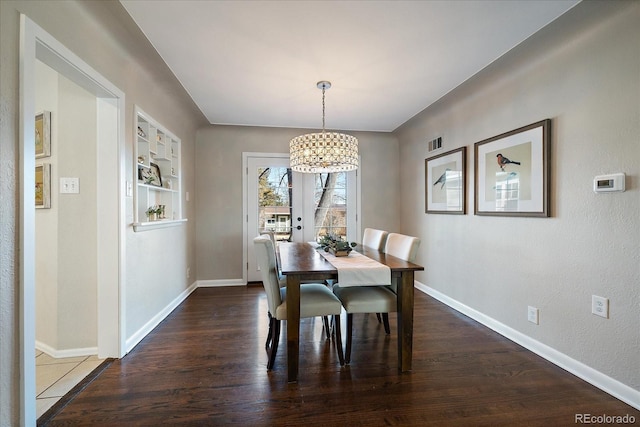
35;111;51;158
425;147;466;214
35;163;51;209
139;162;163;187
474;119;550;217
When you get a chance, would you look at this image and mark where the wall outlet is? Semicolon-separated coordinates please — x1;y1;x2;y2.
527;306;539;324
186;267;191;279
592;295;609;318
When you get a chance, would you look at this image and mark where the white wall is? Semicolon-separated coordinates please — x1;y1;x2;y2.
396;0;639;395
35;60;98;354
35;60;60;349
195;125;400;281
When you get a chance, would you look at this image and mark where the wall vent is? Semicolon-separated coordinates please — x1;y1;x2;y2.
428;137;442;152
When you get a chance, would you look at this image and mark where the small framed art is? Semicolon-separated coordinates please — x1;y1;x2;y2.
35;111;51;158
139;162;163;187
35;163;51;209
474;119;550;217
425;147;466;214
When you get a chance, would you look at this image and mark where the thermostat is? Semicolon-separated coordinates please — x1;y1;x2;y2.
593;173;625;193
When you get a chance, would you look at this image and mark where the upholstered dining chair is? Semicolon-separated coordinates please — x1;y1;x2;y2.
362;228;389;324
253;236;345;370
333;232;420;364
362;228;388;251
260;230;287;287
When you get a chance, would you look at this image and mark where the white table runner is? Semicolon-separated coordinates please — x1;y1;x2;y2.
315;245;391;287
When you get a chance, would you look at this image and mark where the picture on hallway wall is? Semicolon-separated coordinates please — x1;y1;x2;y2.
35;163;51;209
474;119;550;217
425;147;466;214
35;110;51;158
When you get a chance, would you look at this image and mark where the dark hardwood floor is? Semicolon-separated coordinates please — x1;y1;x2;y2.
42;286;638;426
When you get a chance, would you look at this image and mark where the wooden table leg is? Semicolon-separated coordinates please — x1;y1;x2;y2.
396;271;415;372
286;274;301;382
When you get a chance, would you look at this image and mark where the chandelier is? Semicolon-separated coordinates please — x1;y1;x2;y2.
290;81;358;173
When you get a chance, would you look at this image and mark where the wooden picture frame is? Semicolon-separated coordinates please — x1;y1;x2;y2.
474;119;550;217
35;111;51;158
35;163;51;209
425;147;466;214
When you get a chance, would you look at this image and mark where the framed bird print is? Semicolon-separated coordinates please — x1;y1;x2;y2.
425;147;466;214
474;119;550;217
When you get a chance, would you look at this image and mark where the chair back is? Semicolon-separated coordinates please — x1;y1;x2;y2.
385;233;420;262
260;230;280;271
362;228;388;251
253;236;283;315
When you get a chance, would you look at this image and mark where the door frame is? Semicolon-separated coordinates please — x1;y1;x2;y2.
242;152;362;285
19;15;126;425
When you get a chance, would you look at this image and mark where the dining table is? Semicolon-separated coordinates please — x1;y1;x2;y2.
278;241;425;383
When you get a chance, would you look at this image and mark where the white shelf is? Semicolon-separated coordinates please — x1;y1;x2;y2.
134;106;183;230
137;182;177;193
133;218;187;232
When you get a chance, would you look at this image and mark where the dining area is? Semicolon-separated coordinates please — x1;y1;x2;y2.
254;229;424;382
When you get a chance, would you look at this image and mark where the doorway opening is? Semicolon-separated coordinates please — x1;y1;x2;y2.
20;15;125;425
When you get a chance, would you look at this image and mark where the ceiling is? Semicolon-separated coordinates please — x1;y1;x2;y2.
120;0;579;133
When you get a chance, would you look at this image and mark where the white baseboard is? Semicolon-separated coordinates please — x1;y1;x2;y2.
35;341;97;358
414;281;640;411
125;282;198;353
196;279;245;287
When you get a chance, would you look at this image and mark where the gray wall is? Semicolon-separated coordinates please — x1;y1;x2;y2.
195;125;400;281
0;1;207;423
396;1;639;392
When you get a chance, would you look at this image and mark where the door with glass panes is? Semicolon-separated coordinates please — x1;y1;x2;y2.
246;154;357;282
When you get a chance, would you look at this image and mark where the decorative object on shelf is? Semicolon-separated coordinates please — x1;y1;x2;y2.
165;179;172;189
145;205;160;221
318;234;357;257
290;81;358;173
474;119;550;217
137;155;146;164
35;163;51;209
137;126;146;138
35;111;51;159
139;162;163;187
425;147;467;215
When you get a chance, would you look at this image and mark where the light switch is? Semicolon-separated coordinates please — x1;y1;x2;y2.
60;177;80;194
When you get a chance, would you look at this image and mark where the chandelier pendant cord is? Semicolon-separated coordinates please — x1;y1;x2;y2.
321;85;326;133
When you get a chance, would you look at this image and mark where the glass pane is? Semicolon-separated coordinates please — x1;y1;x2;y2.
313;172;348;242
258;166;292;242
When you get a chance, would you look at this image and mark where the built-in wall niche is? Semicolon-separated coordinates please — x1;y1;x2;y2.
133;106;186;231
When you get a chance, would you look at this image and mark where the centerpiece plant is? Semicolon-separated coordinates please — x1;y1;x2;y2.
318;234;357;257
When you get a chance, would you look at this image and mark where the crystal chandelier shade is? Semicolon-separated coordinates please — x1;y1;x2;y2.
290;81;359;173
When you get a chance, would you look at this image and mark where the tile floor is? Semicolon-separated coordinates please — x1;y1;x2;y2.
36;350;104;419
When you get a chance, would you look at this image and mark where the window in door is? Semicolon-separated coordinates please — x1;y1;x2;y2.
312;172;349;241
258;166;292;242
